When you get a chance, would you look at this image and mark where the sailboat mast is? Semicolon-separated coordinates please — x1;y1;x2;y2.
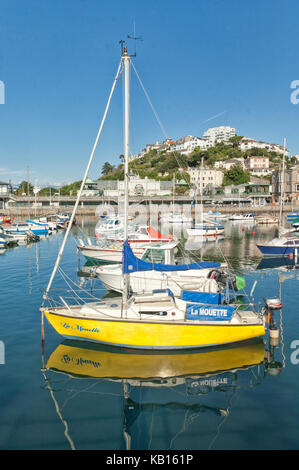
122;47;130;312
279;137;286;232
200;156;204;225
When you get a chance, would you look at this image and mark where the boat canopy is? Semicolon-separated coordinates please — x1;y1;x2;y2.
122;240;221;274
147;226;172;240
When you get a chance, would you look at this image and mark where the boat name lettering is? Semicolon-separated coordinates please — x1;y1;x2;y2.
60;322;100;333
190;307;229;317
76;325;100;333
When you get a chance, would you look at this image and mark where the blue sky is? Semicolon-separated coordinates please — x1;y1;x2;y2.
0;0;299;186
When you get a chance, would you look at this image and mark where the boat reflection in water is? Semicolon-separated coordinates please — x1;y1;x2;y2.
256;256;299;271
42;338;282;450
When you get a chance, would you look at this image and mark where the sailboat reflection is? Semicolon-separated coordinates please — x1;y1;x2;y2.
46;339;265;380
42;338;282;450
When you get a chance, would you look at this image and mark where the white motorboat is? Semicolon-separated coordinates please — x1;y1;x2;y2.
186;222;225;237
77;237;147;264
0;227;19;246
95;216;135;238
31;216;62;231
229;213;255;222
163;213;192;224
83;224;174;263
255;215;279;225
204;210;228;221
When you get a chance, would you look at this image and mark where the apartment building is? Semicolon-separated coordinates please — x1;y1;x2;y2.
202;126;236;146
215;158;245;170
169;135;211;154
244;156;271;176
187;167;224;189
240;137;289;156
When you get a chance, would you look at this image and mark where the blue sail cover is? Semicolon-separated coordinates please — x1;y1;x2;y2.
122;240;221;274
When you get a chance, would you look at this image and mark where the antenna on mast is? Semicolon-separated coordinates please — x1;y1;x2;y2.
119;28;142;58
127;34;142;57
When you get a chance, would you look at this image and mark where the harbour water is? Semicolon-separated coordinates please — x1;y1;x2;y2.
0;216;299;450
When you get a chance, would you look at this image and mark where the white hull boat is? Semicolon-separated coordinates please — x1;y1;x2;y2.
255;215;279;225
80;226;174;263
204;211;228;220
93;241;227;296
0;226;19;246
77;239;146;263
187;223;224;237
95;264;221;296
229;213;255;222
163;213;192;224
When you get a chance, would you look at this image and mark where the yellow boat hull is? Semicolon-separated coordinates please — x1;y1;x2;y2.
44;310;265;350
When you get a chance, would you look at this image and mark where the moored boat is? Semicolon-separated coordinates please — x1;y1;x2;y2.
257;235;299;256
92;240;230;296
41;41;276;351
229;213;255;222
255;215;279;225
186;222;225;237
287;211;299;221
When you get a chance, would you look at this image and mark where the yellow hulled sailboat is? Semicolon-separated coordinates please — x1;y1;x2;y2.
41;41;275;350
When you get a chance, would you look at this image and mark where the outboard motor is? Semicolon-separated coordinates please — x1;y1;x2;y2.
208;270;229;288
263;297;282;343
263;298;282;310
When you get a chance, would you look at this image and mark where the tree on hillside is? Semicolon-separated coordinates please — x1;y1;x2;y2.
101;162;115;176
229;136;243;148
60;181;82;195
14;181;34;195
223;163;250;185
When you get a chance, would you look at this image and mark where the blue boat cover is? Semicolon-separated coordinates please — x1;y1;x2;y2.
26;219;47;226
186;303;235;321
182;290;224;304
122;240;221;274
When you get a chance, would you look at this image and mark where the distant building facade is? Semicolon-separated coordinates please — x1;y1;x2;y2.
272;165;299;205
215;158;245;170
240;137;289;156
244;156;271;176
169;135;211;154
203;126;236;146
0;181;13;209
98;175;172;197
187;167;224;189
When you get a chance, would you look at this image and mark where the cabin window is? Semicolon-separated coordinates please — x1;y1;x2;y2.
141;248;166;264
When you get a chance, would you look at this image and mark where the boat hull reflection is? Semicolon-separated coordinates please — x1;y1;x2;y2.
46;338;265;380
